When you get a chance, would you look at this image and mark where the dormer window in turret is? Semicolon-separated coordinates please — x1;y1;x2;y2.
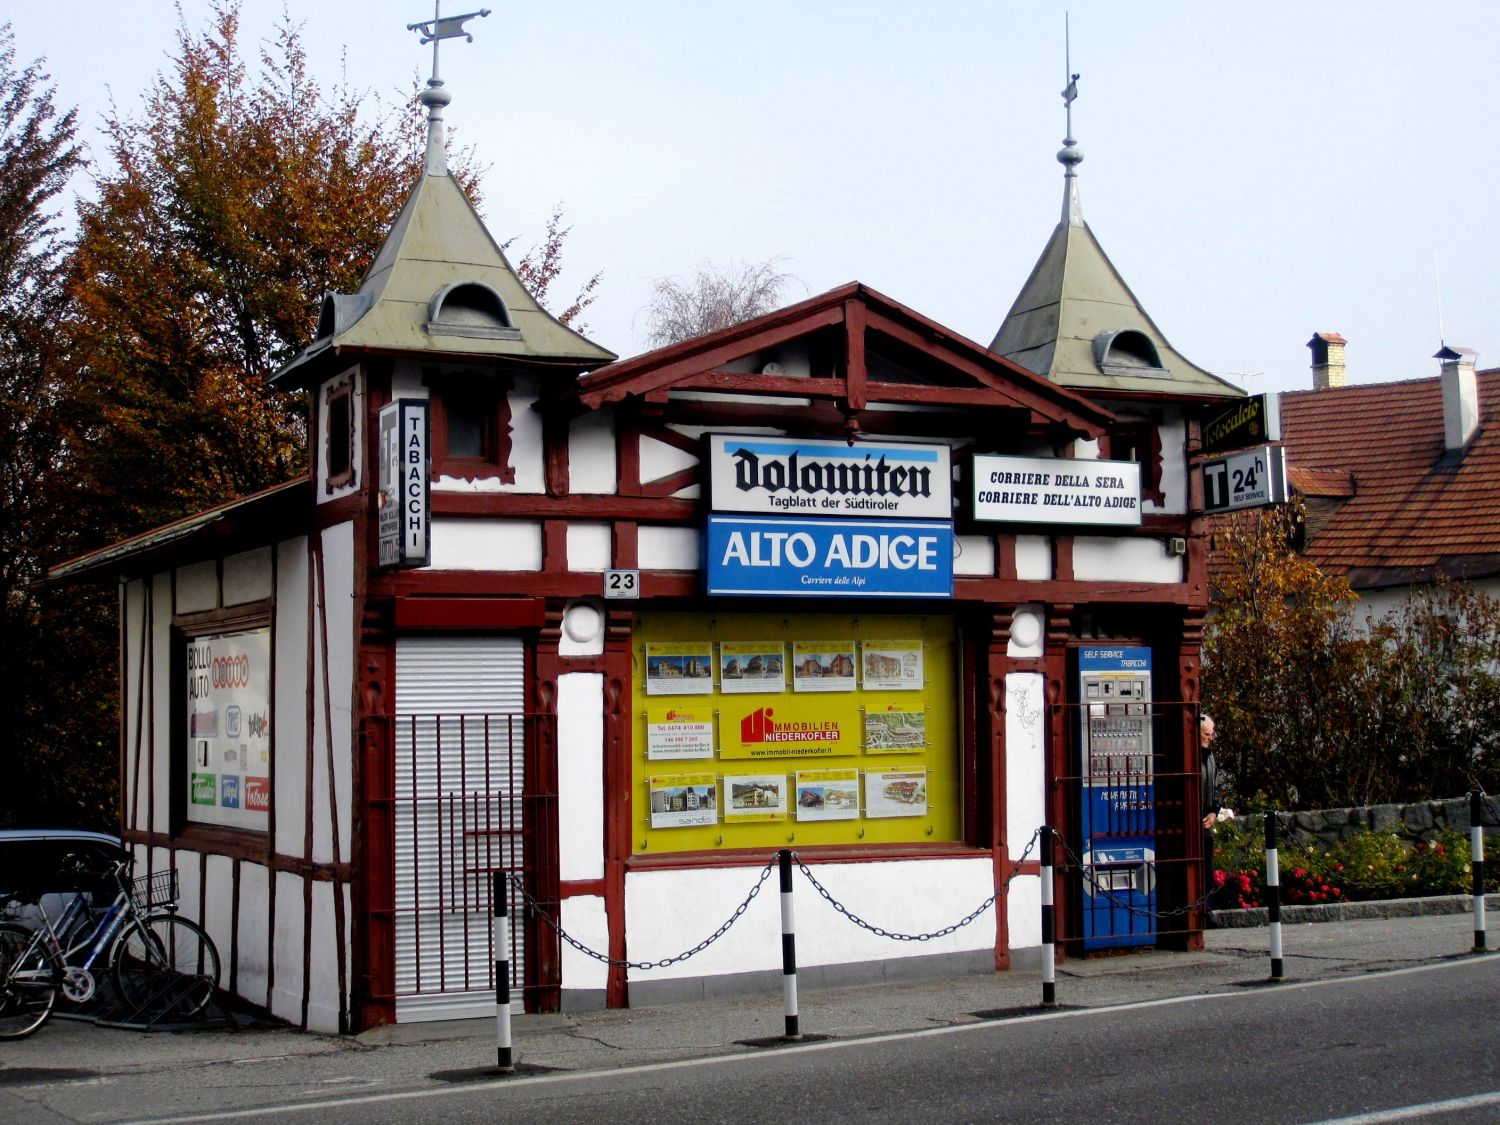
426;282;523;341
1093;330;1169;379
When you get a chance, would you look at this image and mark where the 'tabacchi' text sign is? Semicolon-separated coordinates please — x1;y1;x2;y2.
971;455;1142;526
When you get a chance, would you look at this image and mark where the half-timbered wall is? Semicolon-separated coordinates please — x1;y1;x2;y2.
119;524;356;1033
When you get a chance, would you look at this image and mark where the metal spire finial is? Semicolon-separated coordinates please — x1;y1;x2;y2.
407;3;491;176
1057;14;1084;225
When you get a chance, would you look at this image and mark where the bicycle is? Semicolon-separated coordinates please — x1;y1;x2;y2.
0;857;220;1039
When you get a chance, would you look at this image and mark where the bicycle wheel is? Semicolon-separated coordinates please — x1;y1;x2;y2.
112;914;220;1020
0;922;58;1039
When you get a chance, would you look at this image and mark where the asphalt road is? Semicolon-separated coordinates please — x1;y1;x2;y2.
115;956;1500;1125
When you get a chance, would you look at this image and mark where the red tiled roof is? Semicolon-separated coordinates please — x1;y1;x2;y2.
1288;466;1354;497
1279;369;1500;584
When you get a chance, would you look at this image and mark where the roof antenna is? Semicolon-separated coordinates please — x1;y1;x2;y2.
408;2;491;176
1433;250;1446;348
1058;14;1084;225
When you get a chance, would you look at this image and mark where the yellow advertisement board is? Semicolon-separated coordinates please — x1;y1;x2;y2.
631;612;960;853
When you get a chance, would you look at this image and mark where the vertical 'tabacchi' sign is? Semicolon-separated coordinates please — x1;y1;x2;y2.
379;399;430;568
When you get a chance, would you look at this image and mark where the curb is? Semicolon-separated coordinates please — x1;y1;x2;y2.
1209;891;1500;929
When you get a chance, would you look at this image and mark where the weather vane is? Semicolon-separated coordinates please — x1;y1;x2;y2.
407;3;491;173
1061;14;1079;138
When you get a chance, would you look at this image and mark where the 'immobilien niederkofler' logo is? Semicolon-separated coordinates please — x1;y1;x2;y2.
708;435;952;519
741;708;840;744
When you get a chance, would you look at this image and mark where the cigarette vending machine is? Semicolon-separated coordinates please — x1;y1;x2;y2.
1076;645;1155;950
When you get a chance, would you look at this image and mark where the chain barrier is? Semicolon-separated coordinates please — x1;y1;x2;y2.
507;859;774;971
794;827;1043;942
1051;832;1218;920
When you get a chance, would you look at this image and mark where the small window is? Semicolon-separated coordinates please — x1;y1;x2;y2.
325;381;355;492
1110;420;1165;506
427;373;515;483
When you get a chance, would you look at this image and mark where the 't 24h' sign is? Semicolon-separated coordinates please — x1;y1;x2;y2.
1202;445;1288;513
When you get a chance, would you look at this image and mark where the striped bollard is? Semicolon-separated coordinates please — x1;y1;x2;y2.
778;850;801;1041
1471;791;1487;952
1040;828;1057;1007
494;871;515;1072
1265;812;1284;982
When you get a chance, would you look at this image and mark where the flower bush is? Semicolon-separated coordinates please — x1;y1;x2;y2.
1209;819;1474;908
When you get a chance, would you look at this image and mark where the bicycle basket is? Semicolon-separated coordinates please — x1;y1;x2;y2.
131;869;178;911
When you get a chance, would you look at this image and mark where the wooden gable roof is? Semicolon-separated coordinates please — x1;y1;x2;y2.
573;282;1114;442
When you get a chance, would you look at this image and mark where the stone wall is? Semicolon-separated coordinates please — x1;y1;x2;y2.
1283;794;1500;850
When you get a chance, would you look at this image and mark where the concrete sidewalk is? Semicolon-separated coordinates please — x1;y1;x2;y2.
1;909;1490;1093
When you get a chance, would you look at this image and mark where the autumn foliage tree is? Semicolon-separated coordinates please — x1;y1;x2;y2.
1203;502;1500;809
2;3;601;828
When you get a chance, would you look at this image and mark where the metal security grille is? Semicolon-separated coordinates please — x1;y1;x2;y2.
393;636;535;1022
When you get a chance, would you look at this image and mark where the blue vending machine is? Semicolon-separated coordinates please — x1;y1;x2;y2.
1077;645;1155;950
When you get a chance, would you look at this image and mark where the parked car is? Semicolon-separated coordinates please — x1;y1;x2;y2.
0;829;129;918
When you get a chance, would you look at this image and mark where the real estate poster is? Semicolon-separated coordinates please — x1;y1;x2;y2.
718;696;856;760
645;708;715;760
644;643;715;696
794;768;861;821
863;705;928;753
648;773;718;828
723;774;788;822
717;641;786;694
864;768;928;818
791;641;857;693
860;639;923;691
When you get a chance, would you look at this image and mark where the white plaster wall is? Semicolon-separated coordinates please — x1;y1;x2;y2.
1006;874;1043;949
222;547;273;605
1015;536;1052;581
569;409;617;495
430;518;543;570
640;433;698;486
176;560;218;614
305;881;348;1033
317;366;363;506
120;580;147;835
1073;438;1100;461
1005;673;1047;860
203;854;234;957
639;526;699;570
1155;412;1187;514
954;535;995;577
390;363;431;401
150;573;173;834
236;861;271;1005
558;673;604;883
624;858;994;983
271;870;305;1024
432;389;544;493
176;855;202;927
274;539;311;861
561;896;610;992
567;522;612;571
312;522;356;866
1073;536;1182;584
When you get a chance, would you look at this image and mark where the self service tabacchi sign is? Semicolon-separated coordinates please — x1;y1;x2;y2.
704;435;955;598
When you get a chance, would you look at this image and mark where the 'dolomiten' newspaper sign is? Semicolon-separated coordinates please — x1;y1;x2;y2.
971;454;1141;527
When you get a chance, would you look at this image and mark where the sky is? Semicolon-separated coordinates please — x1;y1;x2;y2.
9;1;1500;396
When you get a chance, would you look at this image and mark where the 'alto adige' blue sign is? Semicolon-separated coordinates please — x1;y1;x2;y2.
705;515;954;598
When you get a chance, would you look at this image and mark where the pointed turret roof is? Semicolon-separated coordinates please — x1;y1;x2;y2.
990;75;1242;400
273;13;613;388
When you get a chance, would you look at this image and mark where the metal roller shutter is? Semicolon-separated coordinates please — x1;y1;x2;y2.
394;635;526;1022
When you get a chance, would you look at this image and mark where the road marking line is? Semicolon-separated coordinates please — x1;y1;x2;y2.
120;953;1500;1125
1304;1089;1500;1123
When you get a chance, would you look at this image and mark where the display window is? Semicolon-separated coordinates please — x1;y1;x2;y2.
632;612;960;853
179;622;272;833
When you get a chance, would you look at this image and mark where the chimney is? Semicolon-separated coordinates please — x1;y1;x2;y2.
1436;345;1479;452
1307;332;1347;390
